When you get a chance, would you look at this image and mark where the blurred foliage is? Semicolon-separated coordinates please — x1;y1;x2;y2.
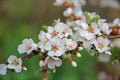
0;0;120;80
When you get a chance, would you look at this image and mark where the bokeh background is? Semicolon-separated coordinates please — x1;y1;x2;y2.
0;0;120;80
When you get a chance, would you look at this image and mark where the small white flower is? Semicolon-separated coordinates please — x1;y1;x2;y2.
18;38;37;54
65;39;77;50
98;19;111;35
94;37;110;53
0;64;7;75
45;39;66;57
45;57;62;69
7;55;22;73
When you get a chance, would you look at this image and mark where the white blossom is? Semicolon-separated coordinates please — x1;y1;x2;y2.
45;57;62;69
0;64;7;75
94;37;110;53
98;19;111;35
18;38;37;54
7;55;22;73
65;39;77;50
45;38;66;57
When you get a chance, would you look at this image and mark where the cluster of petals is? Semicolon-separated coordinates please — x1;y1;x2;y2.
0;55;22;75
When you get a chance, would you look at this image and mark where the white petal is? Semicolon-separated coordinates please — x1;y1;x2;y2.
7;55;17;63
55;59;62;67
48;62;55;69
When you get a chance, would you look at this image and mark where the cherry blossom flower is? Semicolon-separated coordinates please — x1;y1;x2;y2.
18;38;37;54
98;19;111;35
7;55;22;73
44;57;62;69
93;37;111;53
0;64;7;75
65;39;77;50
45;38;66;57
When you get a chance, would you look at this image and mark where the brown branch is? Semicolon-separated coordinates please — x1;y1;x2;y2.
105;35;120;39
2;50;40;65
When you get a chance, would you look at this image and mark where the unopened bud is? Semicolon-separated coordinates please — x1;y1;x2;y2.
53;68;56;73
22;66;27;71
78;47;83;50
75;52;81;57
104;51;112;55
71;61;77;67
69;57;77;67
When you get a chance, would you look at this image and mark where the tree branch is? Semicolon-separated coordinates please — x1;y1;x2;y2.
105;35;120;39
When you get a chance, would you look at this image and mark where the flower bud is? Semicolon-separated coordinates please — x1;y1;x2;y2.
78;47;83;50
71;61;77;67
69;57;77;67
22;66;27;71
104;51;111;55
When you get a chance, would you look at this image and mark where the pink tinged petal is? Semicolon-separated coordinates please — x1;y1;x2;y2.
7;55;17;63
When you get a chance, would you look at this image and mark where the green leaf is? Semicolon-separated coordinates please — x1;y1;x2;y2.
41;25;48;32
91;17;99;23
84;11;92;24
52;22;57;27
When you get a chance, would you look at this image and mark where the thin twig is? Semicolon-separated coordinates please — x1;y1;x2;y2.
105;35;120;39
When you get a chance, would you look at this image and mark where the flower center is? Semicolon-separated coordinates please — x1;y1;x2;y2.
25;45;32;50
52;45;58;52
98;43;104;49
12;60;19;66
51;31;58;37
87;27;94;33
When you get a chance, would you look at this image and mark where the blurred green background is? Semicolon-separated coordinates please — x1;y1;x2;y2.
0;0;120;80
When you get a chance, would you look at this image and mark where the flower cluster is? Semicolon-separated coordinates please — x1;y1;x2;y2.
0;0;120;80
0;55;22;75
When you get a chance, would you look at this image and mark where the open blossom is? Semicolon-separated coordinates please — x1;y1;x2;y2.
44;57;62;69
98;19;111;35
93;37;111;53
7;55;22;73
46;20;73;39
18;38;37;54
65;39;77;50
45;38;66;57
75;20;100;40
0;64;7;75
